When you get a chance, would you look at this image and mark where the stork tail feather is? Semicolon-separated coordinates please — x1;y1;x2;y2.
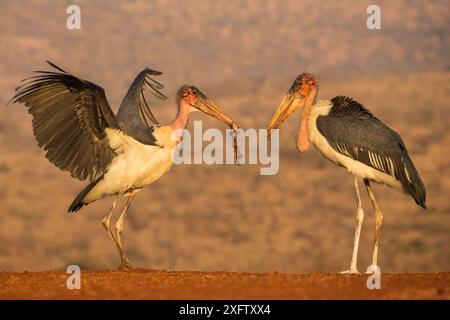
68;177;102;212
401;155;427;209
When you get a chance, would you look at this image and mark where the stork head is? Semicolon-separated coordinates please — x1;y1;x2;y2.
177;85;239;129
267;73;317;135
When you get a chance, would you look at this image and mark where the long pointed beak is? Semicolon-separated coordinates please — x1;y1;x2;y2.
195;96;239;130
194;96;241;163
267;92;304;137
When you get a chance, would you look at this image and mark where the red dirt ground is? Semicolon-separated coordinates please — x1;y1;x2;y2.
0;270;448;299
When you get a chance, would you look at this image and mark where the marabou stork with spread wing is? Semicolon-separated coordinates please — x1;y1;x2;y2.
267;73;426;273
11;61;239;270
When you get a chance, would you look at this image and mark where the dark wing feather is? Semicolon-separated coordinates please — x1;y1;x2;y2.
116;68;167;145
10;61;118;182
317;96;426;208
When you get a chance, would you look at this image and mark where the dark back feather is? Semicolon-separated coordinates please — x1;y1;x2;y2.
317;96;426;208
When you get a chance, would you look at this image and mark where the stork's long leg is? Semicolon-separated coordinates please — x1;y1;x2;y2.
102;196;119;245
102;195;129;269
341;175;364;274
364;179;383;271
114;193;137;270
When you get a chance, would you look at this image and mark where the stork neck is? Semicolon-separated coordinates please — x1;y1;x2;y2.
297;87;318;153
304;86;318;111
170;102;190;131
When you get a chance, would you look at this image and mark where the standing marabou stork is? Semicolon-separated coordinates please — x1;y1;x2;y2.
11;61;239;270
267;73;426;273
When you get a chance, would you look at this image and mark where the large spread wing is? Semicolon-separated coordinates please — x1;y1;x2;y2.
10;61;118;181
116;68;167;145
316;96;426;207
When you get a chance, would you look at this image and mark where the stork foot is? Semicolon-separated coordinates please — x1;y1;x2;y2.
340;268;360;275
119;256;132;271
365;265;381;274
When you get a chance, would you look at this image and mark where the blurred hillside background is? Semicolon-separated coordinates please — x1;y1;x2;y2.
0;0;448;272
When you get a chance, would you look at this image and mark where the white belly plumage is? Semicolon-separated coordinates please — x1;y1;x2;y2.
84;128;176;203
308;100;402;190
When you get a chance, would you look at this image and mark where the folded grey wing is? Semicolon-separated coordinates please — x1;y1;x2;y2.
316;96;426;207
11;61;118;181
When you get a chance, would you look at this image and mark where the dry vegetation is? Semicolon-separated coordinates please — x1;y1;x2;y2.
0;73;448;273
0;1;448;274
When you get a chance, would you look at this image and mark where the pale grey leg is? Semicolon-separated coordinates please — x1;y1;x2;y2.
364;179;383;272
115;193;137;270
341;175;364;274
102;196;119;245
